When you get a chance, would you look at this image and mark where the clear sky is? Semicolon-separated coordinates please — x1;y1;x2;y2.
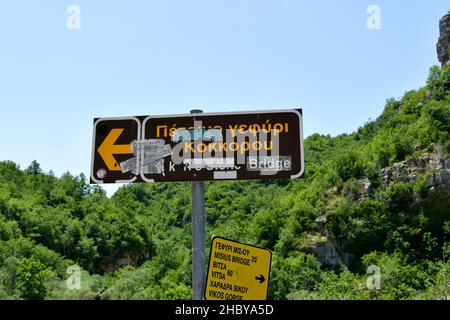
0;1;448;195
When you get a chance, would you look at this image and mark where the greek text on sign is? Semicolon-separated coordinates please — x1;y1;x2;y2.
91;109;304;183
205;236;272;301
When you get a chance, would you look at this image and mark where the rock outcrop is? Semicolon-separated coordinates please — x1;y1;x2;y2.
437;13;450;66
100;251;152;273
325;149;449;207
309;216;347;266
379;148;450;194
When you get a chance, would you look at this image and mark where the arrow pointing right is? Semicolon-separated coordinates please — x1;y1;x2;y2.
255;275;266;284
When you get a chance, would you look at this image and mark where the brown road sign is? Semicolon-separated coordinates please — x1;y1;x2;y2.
91;117;142;184
205;236;272;301
91;109;304;184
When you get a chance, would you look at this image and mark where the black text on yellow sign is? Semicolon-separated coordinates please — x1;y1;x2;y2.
205;236;272;301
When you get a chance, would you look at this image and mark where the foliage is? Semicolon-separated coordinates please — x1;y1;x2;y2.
16;258;49;300
0;65;448;300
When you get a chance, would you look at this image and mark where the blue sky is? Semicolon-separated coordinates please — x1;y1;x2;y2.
0;1;448;194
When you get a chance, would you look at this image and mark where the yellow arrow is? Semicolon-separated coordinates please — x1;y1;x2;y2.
98;128;133;171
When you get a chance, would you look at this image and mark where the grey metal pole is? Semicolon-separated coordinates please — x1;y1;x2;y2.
191;109;206;300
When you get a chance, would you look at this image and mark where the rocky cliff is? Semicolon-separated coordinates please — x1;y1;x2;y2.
437;13;450;66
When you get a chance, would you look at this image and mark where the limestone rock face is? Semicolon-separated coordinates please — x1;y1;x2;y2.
437;13;450;66
378;148;450;195
311;239;343;266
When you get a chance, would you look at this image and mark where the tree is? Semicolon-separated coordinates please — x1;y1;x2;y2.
16;258;49;300
427;65;450;100
26;161;42;176
269;253;322;299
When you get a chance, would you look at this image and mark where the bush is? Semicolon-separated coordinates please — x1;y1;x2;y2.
335;150;364;181
269;253;322;299
427;65;450;101
362;252;428;299
288;268;369;300
16;258;49;300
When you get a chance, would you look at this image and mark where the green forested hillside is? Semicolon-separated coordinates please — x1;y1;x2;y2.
0;65;449;300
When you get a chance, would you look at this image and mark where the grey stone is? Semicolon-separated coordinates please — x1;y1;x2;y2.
437;13;450;66
417;157;427;169
312;241;342;267
408;173;417;181
315;216;327;226
362;178;372;191
445;158;450;170
435;172;443;185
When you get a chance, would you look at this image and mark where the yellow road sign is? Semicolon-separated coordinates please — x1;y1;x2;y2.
205;236;272;301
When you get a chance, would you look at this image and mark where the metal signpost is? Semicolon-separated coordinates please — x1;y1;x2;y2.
190;109;206;301
90;109;305;300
